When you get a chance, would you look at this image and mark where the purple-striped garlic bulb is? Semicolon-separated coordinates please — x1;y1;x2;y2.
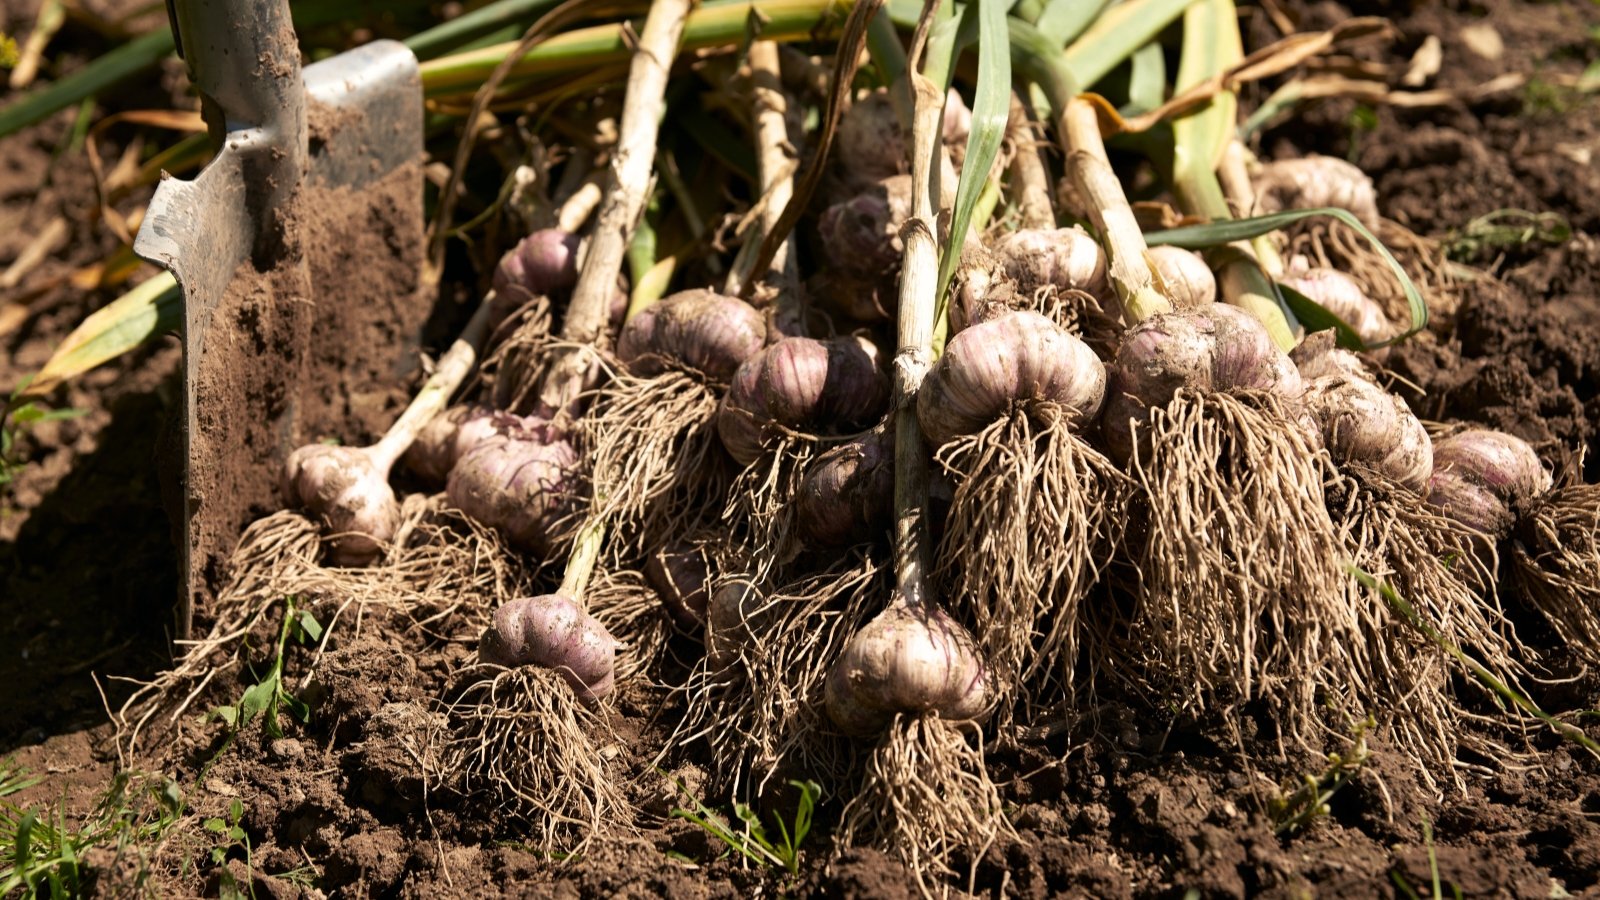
991;227;1108;301
615;289;767;380
494;229;580;299
797;425;895;548
1426;429;1552;538
1102;304;1303;462
479;594;618;701
1301;373;1432;491
716;335;889;466
447;429;579;554
281;445;400;567
404;405;553;486
824;601;991;736
1281;266;1394;350
818;175;913;281
919;311;1106;448
644;537;713;627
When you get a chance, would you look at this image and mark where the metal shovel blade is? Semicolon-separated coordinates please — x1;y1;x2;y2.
134;2;429;638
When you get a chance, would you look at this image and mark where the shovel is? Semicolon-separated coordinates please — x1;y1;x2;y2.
134;0;430;638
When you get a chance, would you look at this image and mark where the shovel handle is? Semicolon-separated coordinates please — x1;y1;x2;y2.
165;0;306;211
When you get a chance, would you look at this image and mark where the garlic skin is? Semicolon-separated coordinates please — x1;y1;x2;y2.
493;228;580;299
616;289;767;380
404;405;549;486
992;227;1108;301
1253;155;1380;229
1148;246;1217;309
281;445;401;566
1301;375;1432;492
716;335;889;466
818;175;913;281
479;594;618;701
1280;267;1394;348
824;602;991;736
1102;304;1303;461
447;431;579;554
1290;329;1370;382
1427;429;1552;538
797;426;895;548
918;311;1107;448
644;538;712;626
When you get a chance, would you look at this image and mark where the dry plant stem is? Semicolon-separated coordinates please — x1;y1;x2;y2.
557;517;605;605
370;300;496;474
1218;140;1285;278
1007;91;1055;231
556;178;603;233
538;0;691;417
891;72;945;610
727;39;801;304
1060;96;1170;323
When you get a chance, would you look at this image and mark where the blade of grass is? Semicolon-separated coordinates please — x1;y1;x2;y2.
1035;0;1113;47
19;272;179;399
1145;206;1428;346
403;0;567;59
1124;42;1167;115
0;27;173;139
935;0;1007;305
1349;565;1600;757
1062;0;1196;88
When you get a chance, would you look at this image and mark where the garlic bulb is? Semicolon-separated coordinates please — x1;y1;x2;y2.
1253;155;1380;229
492;228;580;299
716;335;889;466
797;426;895;548
824;601;991;736
918;311;1107;448
281;445;400;566
1148;246;1216;309
1280;267;1394;348
404;405;550;486
644;537;713;626
479;594;618;701
705;578;770;670
1301;374;1432;491
1289;329;1369;382
818;175;912;281
836;88;974;182
1102;304;1303;461
992;227;1108;301
447;430;579;554
615;289;767;380
1427;429;1551;538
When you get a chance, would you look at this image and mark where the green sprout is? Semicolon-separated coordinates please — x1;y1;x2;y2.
666;774;821;875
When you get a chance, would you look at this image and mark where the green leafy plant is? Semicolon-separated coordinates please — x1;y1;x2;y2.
204;798;253;900
210;597;323;737
0;33;18;69
1;390;87;490
1269;716;1372;834
0;767;184;898
667;774;821;875
1390;816;1463;900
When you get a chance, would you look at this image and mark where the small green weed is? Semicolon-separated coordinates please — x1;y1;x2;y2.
0;765;184;898
1270;716;1372;834
667;774;821;875
1390;816;1464;900
1444;209;1571;261
210;597;322;737
204;799;253;900
1;390;87;491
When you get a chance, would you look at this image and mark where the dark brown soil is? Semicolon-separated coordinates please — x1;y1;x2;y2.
7;0;1600;897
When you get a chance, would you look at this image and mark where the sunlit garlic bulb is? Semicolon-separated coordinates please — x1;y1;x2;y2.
817;175;913;281
1253;155;1380;229
797;426;894;548
1301;374;1432;491
281;445;400;566
1281;266;1394;349
824;601;991;736
615;289;768;379
1148;246;1216;309
1426;429;1551;538
716;335;889;466
479;594;618;701
918;311;1106;448
447;430;579;554
992;227;1108;300
493;228;580;299
1102;304;1303;461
